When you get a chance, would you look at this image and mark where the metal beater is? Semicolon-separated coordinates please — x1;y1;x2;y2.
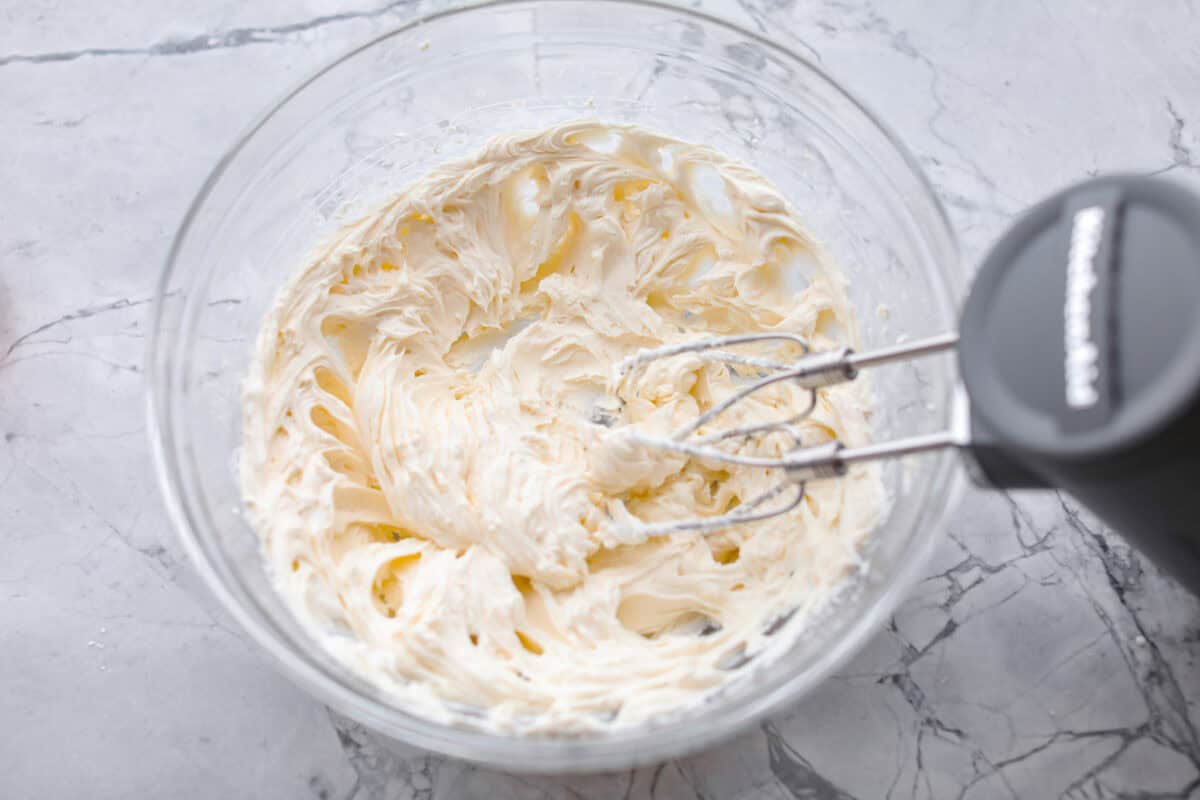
615;331;961;536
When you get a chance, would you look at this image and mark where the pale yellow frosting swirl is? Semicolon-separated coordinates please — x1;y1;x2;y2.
241;121;882;733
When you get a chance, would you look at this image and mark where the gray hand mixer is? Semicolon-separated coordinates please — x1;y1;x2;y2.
616;175;1200;594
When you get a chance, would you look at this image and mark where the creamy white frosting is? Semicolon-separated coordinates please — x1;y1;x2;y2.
241;121;882;733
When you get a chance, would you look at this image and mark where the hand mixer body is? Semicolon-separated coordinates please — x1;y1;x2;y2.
959;175;1200;592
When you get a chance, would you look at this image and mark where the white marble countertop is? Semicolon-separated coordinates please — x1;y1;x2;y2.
4;1;1200;797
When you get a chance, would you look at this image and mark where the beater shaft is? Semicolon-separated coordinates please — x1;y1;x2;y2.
780;430;961;481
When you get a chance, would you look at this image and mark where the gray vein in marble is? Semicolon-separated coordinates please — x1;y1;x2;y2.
731;0;823;64
329;712;439;800
0;0;415;67
0;292;244;376
1056;497;1200;779
2;296;155;362
1151;99;1199;177
763;722;856;800
931;493;1200;798
843;2;1008;211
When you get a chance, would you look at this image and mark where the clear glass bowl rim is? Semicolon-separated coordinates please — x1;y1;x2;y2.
147;0;965;772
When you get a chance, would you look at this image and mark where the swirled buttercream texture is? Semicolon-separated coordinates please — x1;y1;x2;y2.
242;122;882;733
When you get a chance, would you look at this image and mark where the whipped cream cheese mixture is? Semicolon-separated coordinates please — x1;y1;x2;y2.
241;121;883;733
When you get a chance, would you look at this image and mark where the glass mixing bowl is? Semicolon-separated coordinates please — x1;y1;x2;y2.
148;0;964;772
